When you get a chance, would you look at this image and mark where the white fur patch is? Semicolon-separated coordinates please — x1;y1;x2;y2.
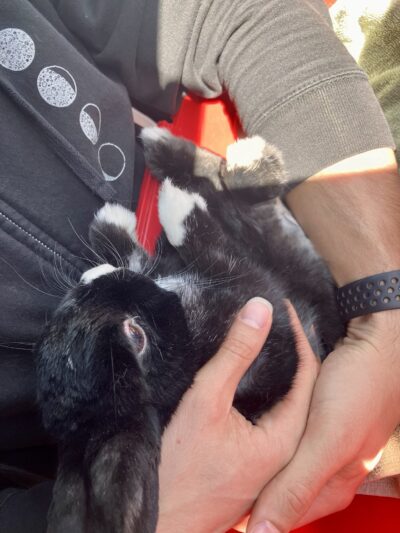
66;355;74;370
128;253;145;274
128;485;144;521
156;274;200;314
95;203;137;240
140;126;171;144
155;275;183;293
80;263;117;284
158;178;207;246
226;136;266;171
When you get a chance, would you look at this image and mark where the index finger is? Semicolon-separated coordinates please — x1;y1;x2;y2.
257;301;320;436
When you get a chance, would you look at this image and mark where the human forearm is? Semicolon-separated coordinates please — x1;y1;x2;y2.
286;148;400;286
247;150;400;533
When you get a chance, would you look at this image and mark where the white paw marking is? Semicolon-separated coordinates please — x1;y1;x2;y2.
80;264;117;284
140;126;172;144
158;178;207;247
226;136;266;171
95;203;137;240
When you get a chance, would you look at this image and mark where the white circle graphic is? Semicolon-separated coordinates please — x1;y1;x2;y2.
98;143;126;182
0;28;35;71
37;66;77;107
80;104;101;145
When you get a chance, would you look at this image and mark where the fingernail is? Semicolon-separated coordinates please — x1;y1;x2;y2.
239;297;273;329
251;521;280;533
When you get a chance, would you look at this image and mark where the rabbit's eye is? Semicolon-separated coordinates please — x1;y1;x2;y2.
123;319;146;355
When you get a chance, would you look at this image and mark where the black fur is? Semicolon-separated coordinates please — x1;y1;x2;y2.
36;129;344;532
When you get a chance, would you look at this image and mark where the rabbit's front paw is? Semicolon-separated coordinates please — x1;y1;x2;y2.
158;178;207;247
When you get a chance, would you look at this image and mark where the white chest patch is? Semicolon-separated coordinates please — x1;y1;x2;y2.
158;178;207;247
80;264;117;284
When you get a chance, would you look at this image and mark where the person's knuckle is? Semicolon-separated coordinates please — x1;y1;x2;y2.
284;481;315;518
338;460;367;485
225;331;256;362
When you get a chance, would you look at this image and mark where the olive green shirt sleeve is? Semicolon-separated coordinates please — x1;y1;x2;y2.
53;0;395;183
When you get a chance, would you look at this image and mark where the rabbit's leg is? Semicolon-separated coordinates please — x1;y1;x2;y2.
90;203;150;273
222;136;288;202
157;178;242;277
141;126;224;191
141;127;288;202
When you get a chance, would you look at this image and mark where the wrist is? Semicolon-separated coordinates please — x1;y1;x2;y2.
336;270;400;321
348;307;400;340
345;309;400;415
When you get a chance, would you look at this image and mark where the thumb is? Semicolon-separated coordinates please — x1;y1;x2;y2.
195;297;273;411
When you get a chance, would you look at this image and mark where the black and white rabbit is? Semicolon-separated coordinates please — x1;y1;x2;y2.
36;128;344;532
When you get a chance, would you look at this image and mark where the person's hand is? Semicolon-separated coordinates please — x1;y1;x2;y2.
157;298;319;533
246;311;400;533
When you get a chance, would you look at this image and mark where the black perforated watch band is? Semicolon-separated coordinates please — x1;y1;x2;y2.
336;270;400;321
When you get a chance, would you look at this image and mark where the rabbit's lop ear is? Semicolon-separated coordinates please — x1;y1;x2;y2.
85;433;160;533
47;469;86;533
48;432;160;533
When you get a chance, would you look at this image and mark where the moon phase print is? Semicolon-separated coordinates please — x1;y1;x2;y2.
0;28;35;71
80;103;102;145
98;143;126;182
37;65;77;108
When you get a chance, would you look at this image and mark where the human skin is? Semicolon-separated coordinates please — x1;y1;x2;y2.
157;147;400;533
247;147;400;533
156;298;319;533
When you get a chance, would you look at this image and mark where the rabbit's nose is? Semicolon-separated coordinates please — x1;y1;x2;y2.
80;263;116;284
